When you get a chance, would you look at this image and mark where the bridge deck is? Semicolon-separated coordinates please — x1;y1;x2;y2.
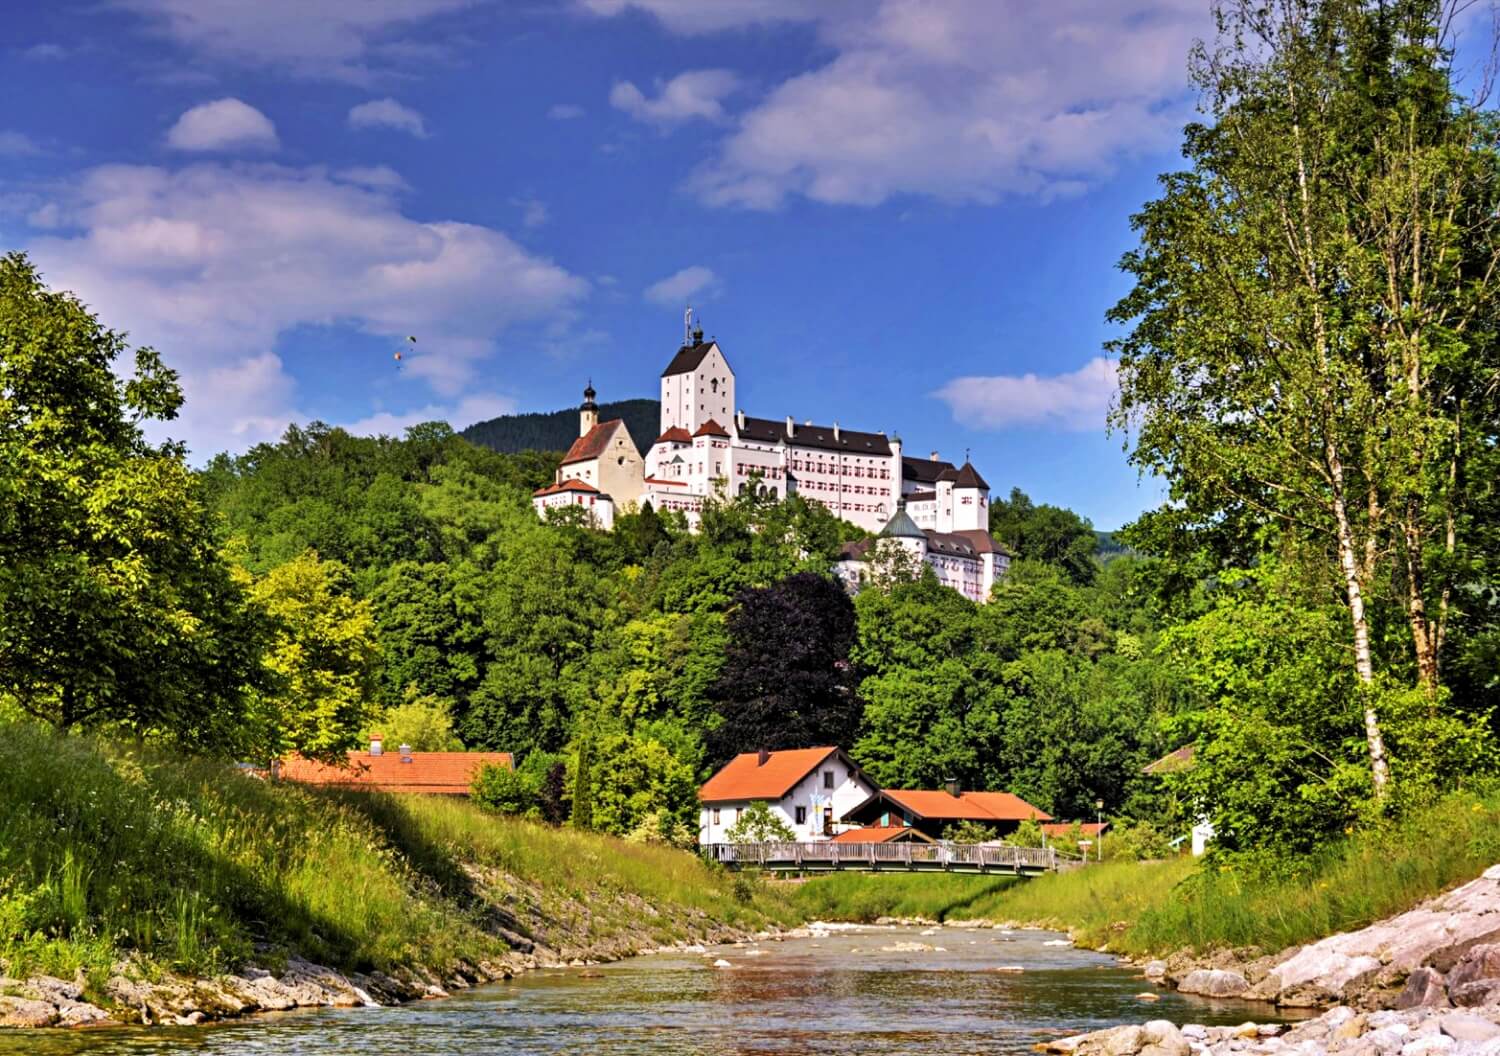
704;841;1056;875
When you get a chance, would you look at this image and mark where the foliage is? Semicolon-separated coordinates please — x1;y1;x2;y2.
587;732;698;840
244;551;380;766
943;819;1000;843
471;762;537;816
0;253;263;744
1099;819;1175;862
364;692;463;752
460;398;658;458
724;800;797;844
990;488;1100;585
1005;818;1047;849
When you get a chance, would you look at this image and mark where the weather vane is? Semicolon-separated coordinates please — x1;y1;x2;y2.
684;306;694;345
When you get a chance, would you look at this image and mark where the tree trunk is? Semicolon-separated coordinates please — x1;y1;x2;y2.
1402;502;1441;692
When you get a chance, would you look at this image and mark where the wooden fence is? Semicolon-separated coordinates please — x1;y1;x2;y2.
703;841;1056;875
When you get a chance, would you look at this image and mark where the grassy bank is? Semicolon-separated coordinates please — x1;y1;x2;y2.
0;722;790;992
796;786;1500;958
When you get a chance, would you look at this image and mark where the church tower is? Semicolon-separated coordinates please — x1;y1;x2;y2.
580;380;598;437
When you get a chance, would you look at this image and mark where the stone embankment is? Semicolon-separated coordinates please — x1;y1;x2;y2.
1039;1004;1500;1056
0;924;770;1029
1142;865;1500;1011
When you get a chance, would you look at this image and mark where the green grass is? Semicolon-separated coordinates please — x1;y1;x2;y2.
0;722;789;990
795;787;1500;959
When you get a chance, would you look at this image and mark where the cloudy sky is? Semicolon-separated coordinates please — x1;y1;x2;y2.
2;0;1219;528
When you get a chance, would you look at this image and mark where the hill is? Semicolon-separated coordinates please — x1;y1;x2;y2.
462;398;661;454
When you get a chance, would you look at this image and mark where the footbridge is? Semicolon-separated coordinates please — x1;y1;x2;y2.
704;841;1057;876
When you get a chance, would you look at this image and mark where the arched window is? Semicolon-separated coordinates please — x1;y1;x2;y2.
711;378;719;394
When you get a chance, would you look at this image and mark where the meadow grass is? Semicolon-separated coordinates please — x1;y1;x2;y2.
795;786;1500;958
0;722;788;988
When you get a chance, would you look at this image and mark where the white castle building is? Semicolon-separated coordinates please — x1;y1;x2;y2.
532;326;1010;603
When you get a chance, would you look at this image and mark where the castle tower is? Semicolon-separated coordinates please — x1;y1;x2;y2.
580;380;598;438
949;461;990;532
660;314;734;436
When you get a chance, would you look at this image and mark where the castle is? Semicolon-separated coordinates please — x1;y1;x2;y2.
531;326;1010;603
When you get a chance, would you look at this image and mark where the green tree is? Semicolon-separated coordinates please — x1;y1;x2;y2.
587;733;698;839
724;800;796;844
0;253;263;742
989;488;1099;585
365;691;462;752
471;762;537;816
247;551;380;766
1109;0;1500;795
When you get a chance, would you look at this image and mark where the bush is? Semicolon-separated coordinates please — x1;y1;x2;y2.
471;763;537;816
1102;819;1175;862
724;801;795;843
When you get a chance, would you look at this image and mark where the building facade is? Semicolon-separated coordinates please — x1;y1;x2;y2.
533;329;1010;601
698;747;877;845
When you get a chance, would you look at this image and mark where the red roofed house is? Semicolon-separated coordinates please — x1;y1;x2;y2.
531;381;644;529
279;735;513;796
844;781;1052;841
698;747;878;846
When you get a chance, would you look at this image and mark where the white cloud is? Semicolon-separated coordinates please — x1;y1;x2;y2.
348;98;429;138
343;392;518;437
610;69;741;127
21;43;69;60
547;103;586;120
0;132;43;157
111;0;475;79
166;98;279;152
933;357;1118;432
643;264;717;305
577;0;815;34
333;165;409;191
591;0;1207;208
25;162;587;455
512;196;549;228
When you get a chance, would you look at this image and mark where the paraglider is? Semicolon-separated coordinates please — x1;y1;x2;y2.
394;335;415;371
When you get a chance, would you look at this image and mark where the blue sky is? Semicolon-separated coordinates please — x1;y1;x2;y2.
1;0;1223;529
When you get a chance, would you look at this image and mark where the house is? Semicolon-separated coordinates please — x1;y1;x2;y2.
843;782;1052;841
530;318;1009;603
1143;744;1214;855
698;746;877;845
279;735;513;796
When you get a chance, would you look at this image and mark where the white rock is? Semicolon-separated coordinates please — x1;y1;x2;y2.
1400;1035;1455;1055
712;959;733;969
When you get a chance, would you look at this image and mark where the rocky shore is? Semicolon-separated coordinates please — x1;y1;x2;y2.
0;923;770;1029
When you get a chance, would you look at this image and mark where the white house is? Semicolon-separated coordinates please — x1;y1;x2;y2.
697;746;877;845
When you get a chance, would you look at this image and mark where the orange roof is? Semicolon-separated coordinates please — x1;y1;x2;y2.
653;426;692;444
532;477;601;497
698;747;840;803
1041;821;1108;838
693;419;730;438
280;750;513;795
561;419;623;465
831;825;931;844
643;476;687;487
881;789;1052;823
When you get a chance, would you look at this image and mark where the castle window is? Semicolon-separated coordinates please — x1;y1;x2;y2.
711;378;718;394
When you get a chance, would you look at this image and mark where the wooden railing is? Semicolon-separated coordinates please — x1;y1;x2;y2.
704;841;1057;874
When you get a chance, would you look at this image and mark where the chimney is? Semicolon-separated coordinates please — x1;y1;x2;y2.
736;408;745;430
930;450;940;462
944;776;961;798
370;734;384;757
399;743;413;763
757;747;770;766
785;415;795;438
833;421;841;443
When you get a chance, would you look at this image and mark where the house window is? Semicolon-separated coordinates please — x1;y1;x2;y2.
823;807;833;835
823;770;834;789
712;808;721;824
795;806;807;825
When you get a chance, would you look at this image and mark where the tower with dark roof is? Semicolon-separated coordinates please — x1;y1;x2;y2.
580;379;598;437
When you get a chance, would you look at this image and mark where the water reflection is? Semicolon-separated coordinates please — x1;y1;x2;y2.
1;927;1303;1055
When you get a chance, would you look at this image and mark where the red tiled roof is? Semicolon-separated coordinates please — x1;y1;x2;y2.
653;426;692;444
1041;821;1109;838
280;750;513;795
830;825;932;844
698;747;840;804
693;419;730;438
561;419;623;465
881;789;1052;823
643;476;687;487
532;478;602;497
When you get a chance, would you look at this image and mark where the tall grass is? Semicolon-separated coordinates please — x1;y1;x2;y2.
0;722;789;987
795;788;1500;958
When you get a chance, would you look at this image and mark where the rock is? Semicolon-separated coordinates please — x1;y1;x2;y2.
174;1011;206;1026
1361;1027;1410;1053
1179;969;1252;998
1144;961;1169;980
1451;979;1500;1007
1448;945;1500;991
993;966;1026;974
1395;968;1450;1010
712;959;733;969
54;1000;111;1027
1333;1015;1370;1041
1399;1035;1454;1056
1137;992;1162;1001
1440;1013;1500;1044
1140;1020;1191;1056
0;996;58;1028
881;942;936;953
23;975;82;1003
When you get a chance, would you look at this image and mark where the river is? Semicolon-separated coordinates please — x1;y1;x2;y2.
3;925;1301;1055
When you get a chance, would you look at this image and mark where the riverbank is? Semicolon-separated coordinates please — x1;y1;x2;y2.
0;723;792;1028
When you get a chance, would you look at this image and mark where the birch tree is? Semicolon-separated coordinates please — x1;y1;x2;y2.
1109;0;1500;796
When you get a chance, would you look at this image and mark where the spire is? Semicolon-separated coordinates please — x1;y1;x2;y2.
582;378;597;410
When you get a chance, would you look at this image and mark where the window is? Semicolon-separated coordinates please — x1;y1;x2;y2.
822;807;833;835
823;770;834;789
795;806;807;825
711;378;719;394
712;808;720;824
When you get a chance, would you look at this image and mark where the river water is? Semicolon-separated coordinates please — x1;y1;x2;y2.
4;925;1298;1055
